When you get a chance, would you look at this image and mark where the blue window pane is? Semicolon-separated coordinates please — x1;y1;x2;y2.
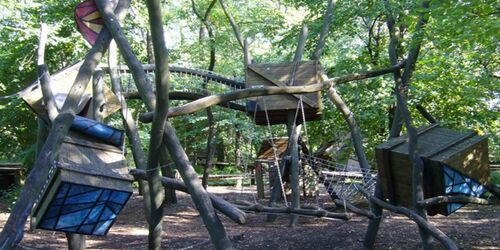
109;191;129;204
99;190;111;201
38;182;131;236
56;183;70;199
84;204;104;224
67;184;97;197
45;205;61;219
94;220;113;235
40;218;57;229
65;190;103;205
107;203;122;214
101;207;116;221
79;224;95;234
60;226;79;232
61;203;95;216
53;198;64;205
56;209;91;229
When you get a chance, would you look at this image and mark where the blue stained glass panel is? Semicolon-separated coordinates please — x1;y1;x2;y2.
109;191;129;204
40;218;57;229
101;207;116;221
107;203;123;214
79;224;95;234
60;203;95;215
68;184;97;196
65;190;103;204
443;165;487;214
95;220;113;235
56;183;70;199
37;182;131;236
45;206;61;219
57;209;92;229
99;190;111;201
84;204;104;224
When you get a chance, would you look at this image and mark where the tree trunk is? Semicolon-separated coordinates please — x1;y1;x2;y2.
159;144;177;204
108;41;153;223
145;0;171;248
202;107;216;189
287;114;302;227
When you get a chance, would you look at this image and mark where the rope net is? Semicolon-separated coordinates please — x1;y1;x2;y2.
302;154;377;202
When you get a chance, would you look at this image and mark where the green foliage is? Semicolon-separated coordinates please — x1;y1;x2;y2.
491;171;500;185
0;185;22;212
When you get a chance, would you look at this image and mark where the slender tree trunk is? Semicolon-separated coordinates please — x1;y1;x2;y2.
159;144;177;204
92;70;105;122
108;41;153;224
202;107;216;189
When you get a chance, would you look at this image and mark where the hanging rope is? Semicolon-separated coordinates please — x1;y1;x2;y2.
261;97;289;206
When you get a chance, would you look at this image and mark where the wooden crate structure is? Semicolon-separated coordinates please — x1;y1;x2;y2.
375;124;490;216
18;61;121;120
32;132;132;236
246;61;323;125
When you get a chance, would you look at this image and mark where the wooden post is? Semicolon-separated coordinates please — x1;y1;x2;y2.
255;162;265;199
92;70;105;122
289;24;307;227
159;144;177;204
144;0;170;248
287;115;302;227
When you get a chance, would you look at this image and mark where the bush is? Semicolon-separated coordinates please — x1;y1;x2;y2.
491;171;500;185
0;185;21;212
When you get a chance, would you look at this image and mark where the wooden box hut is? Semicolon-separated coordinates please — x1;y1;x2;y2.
18;61;121;120
246;61;322;125
375;124;490;216
32;132;132;236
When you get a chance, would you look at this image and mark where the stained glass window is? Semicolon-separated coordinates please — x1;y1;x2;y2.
37;182;131;236
443;164;486;214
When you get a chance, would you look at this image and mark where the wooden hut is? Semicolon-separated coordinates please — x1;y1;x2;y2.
375;124;490;216
32;132;132;235
18;61;121;120
246;61;323;125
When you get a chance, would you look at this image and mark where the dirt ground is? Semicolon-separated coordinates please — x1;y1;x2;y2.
1;185;499;250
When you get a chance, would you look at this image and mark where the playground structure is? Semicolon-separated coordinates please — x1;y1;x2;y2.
0;0;499;250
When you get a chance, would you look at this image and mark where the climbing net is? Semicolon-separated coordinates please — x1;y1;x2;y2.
302;154;377;202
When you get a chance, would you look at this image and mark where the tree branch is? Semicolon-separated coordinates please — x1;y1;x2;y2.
357;185;458;250
417;195;491;207
311;0;334;60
